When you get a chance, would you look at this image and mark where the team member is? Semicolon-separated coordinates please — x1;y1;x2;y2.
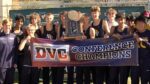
58;11;74;84
125;14;141;84
141;11;150;30
12;14;25;34
126;14;136;35
18;24;40;84
40;13;60;84
28;12;42;37
106;8;118;30
59;11;67;40
105;8;118;84
134;16;150;84
59;11;77;84
12;14;25;83
60;11;76;84
57;11;73;84
76;14;91;84
0;19;18;84
125;14;140;84
108;13;130;84
90;5;110;84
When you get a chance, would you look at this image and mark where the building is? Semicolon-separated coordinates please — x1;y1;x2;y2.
0;0;149;20
0;0;12;20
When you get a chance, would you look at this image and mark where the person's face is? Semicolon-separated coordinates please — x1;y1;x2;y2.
31;17;38;25
107;11;116;20
60;14;65;22
3;22;12;34
117;18;126;26
45;15;54;23
91;11;100;20
126;20;134;27
0;24;2;30
27;26;36;35
135;21;145;32
16;19;23;28
83;16;90;24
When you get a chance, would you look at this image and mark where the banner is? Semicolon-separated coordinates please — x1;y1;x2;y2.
31;36;138;67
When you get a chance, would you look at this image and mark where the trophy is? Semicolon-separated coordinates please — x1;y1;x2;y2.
64;10;83;39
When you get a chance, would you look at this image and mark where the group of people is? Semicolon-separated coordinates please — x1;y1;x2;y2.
0;5;150;84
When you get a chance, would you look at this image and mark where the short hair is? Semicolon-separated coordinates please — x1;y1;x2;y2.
91;5;100;12
84;13;90;17
115;13;126;20
45;13;54;20
15;14;25;22
59;11;67;17
27;24;36;29
126;14;136;21
135;15;147;24
80;13;90;22
2;19;11;25
107;8;117;15
29;12;41;23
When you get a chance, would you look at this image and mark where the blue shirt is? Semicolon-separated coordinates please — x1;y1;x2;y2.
0;32;18;68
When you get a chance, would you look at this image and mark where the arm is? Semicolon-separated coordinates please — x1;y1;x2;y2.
109;26;115;36
90;27;95;39
80;22;84;34
110;27;122;40
14;36;19;67
18;36;30;51
55;22;60;40
102;20;110;35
